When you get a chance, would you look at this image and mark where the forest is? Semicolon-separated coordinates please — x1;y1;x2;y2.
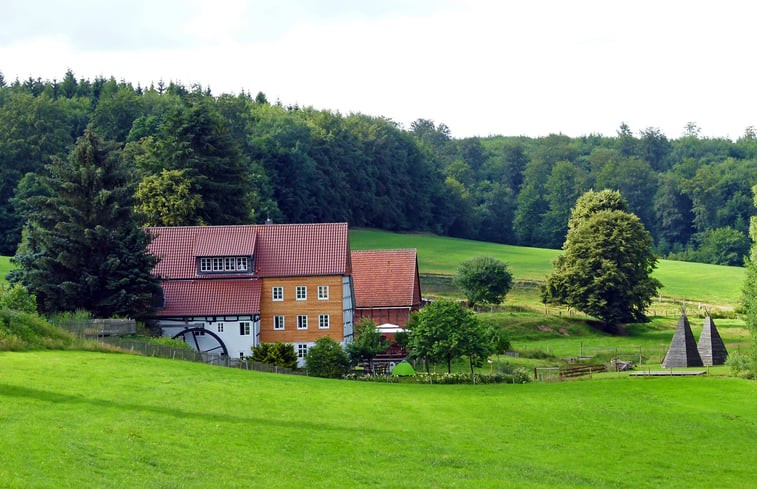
0;70;755;266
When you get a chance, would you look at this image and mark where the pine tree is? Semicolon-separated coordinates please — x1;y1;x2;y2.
12;129;161;317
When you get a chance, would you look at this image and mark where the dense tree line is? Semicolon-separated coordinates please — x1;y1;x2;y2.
0;71;755;266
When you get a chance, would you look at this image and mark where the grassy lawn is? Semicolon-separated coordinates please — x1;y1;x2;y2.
350;228;746;307
483;314;751;367
0;350;755;488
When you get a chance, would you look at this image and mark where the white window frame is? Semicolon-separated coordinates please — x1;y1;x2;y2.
212;257;224;271
297;315;308;330
318;314;330;330
236;257;248;271
317;285;329;300
273;315;285;330
217;324;224;333
272;286;284;301
297;343;308;359
200;258;212;272
296;285;307;301
239;322;251;335
224;257;236;271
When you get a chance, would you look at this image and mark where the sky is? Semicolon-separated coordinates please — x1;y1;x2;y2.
2;0;757;140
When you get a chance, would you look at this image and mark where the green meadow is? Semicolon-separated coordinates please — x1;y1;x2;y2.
0;255;12;285
0;351;755;489
349;228;746;307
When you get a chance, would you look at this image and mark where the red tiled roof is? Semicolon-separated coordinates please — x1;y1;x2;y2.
193;227;257;256
157;279;262;317
351;249;421;308
254;223;349;277
148;223;349;280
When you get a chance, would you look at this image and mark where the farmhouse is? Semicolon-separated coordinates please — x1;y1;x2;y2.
147;222;355;366
351;249;422;328
351;249;422;364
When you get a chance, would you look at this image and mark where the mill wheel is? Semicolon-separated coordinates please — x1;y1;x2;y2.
172;327;229;356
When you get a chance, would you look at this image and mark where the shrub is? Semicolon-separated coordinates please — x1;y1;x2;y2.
0;283;37;314
306;337;350;378
252;342;298;369
343;370;531;384
726;352;754;379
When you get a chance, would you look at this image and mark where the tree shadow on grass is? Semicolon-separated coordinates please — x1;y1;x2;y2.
0;383;387;436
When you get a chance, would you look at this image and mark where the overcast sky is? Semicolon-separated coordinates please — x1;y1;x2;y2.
2;0;756;140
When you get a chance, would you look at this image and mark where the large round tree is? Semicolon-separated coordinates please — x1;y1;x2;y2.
542;190;662;326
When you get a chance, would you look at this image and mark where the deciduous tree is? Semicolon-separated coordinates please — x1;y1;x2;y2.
345;318;389;373
543;190;661;326
406;299;489;373
741;185;757;376
454;256;513;308
305;337;350;378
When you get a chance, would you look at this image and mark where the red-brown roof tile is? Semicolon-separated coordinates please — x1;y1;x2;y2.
254;223;349;277
148;223;349;280
351;249;421;308
157;279;262;317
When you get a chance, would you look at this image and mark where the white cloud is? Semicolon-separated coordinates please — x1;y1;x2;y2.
2;0;756;139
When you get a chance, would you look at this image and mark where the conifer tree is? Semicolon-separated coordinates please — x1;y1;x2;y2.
12;129;161;317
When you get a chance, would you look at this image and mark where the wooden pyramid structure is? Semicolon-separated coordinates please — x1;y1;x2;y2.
697;314;728;366
662;312;703;368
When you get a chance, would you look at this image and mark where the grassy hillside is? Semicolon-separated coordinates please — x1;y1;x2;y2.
0;255;12;285
350;229;746;306
0;351;755;488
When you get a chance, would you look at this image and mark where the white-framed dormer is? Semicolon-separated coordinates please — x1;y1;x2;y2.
198;255;252;275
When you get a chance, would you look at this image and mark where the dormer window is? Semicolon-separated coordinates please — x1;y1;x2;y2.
198;256;251;274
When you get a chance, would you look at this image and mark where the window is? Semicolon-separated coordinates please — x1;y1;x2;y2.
273;315;285;330
217;324;224;333
319;314;330;329
297;315;308;330
296;285;307;301
317;285;329;300
240;322;251;335
272;286;283;301
199;256;250;273
297;343;308;358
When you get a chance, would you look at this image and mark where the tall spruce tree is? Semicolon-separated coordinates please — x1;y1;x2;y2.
12;129;161;317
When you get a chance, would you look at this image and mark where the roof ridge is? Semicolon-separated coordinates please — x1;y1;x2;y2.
352;248;417;252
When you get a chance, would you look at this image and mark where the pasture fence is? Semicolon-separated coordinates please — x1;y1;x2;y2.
51;319;305;376
98;336;306;375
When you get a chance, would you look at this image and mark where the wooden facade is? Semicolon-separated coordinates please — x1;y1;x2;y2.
260;275;346;344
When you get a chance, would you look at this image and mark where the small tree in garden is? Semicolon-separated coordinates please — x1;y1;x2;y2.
306;337;350;378
251;342;297;369
406;299;490;374
345;318;389;372
486;324;511;370
455;315;492;377
454;256;513;308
